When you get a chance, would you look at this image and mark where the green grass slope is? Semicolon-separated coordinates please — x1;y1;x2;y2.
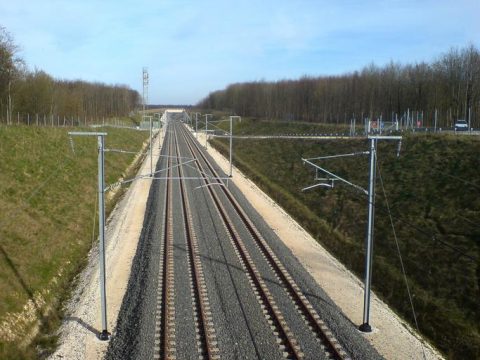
211;120;480;359
0;125;149;358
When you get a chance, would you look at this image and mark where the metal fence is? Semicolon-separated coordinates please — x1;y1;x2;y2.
0;113;133;128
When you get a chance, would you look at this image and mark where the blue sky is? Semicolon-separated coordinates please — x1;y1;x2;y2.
1;0;479;104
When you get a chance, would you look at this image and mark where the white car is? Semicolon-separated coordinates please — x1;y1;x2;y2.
454;120;468;131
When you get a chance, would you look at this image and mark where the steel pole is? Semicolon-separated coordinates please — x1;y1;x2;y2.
205;115;209;149
195;113;198;139
468;107;471;134
161;112;166;150
97;135;109;340
360;137;376;332
159;113;162;150
150;116;153;176
229;116;233;177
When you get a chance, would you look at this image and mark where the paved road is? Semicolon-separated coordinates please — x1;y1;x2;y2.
106;115;382;359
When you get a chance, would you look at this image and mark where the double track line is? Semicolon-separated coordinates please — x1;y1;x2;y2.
179;122;351;360
180;124;304;359
173;125;220;360
155;119;351;359
155;124;219;360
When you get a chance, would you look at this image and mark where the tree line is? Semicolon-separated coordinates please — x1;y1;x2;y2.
0;26;140;124
198;45;480;128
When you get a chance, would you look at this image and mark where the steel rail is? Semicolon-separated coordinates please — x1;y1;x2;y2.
181;123;351;360
172;125;220;360
154;127;176;360
179;122;304;359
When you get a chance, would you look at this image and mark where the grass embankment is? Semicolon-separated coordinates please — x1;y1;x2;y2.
211;119;480;359
0;125;149;359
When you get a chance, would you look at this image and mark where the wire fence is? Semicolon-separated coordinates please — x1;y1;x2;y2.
0;113;133;128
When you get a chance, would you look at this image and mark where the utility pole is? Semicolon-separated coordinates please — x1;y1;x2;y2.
142;67;149;117
97;134;108;341
468;107;471;134
150;116;153;175
195;112;199;139
229;116;241;177
68;131;109;341
359;137;377;333
205;114;212;148
142;68;153;175
361;135;402;332
161;111;167;149
230;116;233;177
302;135;402;332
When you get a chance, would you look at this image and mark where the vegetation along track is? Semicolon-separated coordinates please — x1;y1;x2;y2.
178;121;351;360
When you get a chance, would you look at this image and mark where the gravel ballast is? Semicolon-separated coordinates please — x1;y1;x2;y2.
51;118;443;360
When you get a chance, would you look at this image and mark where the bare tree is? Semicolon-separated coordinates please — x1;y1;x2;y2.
0;26;24;123
198;45;480;129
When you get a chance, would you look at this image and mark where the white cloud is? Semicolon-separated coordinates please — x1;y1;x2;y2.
1;0;479;104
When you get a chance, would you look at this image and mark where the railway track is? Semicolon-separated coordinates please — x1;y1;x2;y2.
152;118;352;359
178;121;351;360
154;127;176;360
106;116;380;359
179;123;303;359
173;125;220;359
155;124;220;360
